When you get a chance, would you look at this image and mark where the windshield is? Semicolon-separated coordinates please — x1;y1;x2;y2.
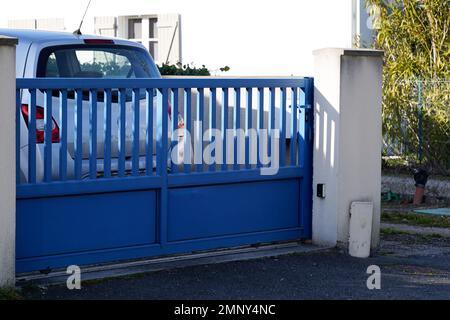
37;44;158;78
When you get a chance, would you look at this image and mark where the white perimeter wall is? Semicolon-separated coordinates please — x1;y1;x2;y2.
0;38;17;288
0;0;356;76
313;48;383;249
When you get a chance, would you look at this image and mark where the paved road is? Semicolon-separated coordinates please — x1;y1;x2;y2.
23;233;450;300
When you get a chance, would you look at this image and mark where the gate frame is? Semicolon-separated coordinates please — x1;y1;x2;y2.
15;77;314;273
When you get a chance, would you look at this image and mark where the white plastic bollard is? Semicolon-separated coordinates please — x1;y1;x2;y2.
349;202;374;258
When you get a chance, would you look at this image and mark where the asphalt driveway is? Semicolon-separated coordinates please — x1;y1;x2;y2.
21;231;450;300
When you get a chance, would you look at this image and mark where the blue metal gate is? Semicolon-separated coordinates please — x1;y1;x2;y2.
15;77;314;273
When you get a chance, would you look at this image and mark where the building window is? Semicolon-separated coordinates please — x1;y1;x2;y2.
149;18;158;38
128;18;142;39
149;41;158;59
127;17;158;60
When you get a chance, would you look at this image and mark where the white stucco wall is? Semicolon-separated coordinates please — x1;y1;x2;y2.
313;48;383;249
0;37;17;288
0;0;358;76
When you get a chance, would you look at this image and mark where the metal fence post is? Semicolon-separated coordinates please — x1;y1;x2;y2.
417;79;423;163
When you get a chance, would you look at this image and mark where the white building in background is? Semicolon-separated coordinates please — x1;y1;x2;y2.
1;0;375;75
94;14;181;65
8;18;65;32
7;14;181;65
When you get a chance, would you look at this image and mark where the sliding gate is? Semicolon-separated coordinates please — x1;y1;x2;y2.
16;77;314;273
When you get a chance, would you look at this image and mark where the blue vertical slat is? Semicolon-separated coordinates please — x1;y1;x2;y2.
298;87;306;167
16;89;21;184
158;88;169;246
268;87;276;160
161;88;169;161
156;89;164;176
171;88;179;174
257;87;264;168
89;90;98;179
221;88;229;171
196;88;204;172
146;89;154;175
301;77;314;238
290;87;298;166
103;89;112;178
118;89;126;177
28;89;36;184
59;90;68;181
183;88;192;174
132;88;140;176
233;88;241;170
209;88;217;172
74;89;83;180
280;87;287;167
245;88;252;169
43;90;52;182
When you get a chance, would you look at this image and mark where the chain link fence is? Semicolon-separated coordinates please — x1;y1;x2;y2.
383;79;450;176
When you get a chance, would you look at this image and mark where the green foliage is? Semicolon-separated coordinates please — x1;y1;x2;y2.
382;211;450;228
46;55;134;78
80;62;132;77
0;288;22;300
366;0;450;174
158;63;211;76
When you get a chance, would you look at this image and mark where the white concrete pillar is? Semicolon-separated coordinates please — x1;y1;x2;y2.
0;36;18;288
312;48;383;250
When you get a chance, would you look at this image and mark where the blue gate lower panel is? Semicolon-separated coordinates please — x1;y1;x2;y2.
168;180;300;242
16;178;306;273
17;190;157;259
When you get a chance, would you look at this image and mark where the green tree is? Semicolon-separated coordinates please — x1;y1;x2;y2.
366;0;450;174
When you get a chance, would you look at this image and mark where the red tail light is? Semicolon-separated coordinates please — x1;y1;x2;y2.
21;104;60;144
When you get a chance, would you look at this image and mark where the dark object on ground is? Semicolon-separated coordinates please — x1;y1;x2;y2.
414;169;429;188
413;168;429;205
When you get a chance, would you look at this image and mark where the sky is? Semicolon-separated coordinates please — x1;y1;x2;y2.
0;0;355;75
